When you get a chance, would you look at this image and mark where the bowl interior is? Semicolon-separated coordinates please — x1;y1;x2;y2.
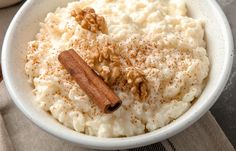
2;0;233;150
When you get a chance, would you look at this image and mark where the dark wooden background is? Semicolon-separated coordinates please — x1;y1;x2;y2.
210;0;236;148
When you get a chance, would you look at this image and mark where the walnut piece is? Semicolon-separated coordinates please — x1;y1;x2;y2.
71;7;108;34
124;68;149;101
86;41;121;85
74;38;149;101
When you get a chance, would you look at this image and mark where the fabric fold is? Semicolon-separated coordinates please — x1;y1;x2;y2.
0;114;15;151
0;81;11;110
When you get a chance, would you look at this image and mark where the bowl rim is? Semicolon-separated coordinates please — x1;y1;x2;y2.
1;0;234;149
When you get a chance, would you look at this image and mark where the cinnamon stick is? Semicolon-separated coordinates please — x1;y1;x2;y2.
58;49;122;113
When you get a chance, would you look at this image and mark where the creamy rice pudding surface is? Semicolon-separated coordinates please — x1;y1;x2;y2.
25;0;209;137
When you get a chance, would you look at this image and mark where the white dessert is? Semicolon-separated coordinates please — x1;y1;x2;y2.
25;0;209;137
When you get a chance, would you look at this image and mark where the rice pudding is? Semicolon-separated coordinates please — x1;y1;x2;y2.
25;0;210;137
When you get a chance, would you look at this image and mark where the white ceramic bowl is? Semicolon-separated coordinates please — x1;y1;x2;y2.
1;0;234;150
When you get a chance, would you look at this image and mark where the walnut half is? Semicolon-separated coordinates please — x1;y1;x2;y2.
122;68;149;101
71;7;108;34
74;38;149;101
86;41;121;86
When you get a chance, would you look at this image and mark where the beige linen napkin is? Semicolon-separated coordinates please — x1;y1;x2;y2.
0;115;14;151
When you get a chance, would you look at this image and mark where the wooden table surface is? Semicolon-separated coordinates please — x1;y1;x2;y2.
210;0;236;148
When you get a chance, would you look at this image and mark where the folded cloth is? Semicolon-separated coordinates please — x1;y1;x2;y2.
0;114;14;151
0;81;234;151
